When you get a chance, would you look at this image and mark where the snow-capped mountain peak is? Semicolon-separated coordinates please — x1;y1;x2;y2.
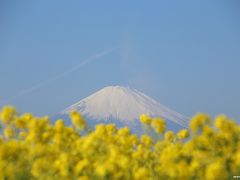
61;86;188;128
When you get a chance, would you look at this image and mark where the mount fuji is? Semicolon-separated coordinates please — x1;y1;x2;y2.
58;86;189;133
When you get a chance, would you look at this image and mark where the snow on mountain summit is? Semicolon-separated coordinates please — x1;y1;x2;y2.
61;86;189;128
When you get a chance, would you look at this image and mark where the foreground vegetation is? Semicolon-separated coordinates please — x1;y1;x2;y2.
0;106;239;179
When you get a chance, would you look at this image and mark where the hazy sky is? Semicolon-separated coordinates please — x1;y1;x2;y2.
0;1;240;121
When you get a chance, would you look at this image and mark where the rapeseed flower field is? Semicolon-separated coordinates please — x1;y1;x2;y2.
0;106;239;179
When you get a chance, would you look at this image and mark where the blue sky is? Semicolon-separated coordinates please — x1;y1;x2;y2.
0;1;240;121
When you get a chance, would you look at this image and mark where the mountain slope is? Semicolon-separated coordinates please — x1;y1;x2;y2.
61;86;189;129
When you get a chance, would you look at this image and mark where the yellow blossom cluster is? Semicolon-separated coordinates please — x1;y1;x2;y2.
0;106;240;179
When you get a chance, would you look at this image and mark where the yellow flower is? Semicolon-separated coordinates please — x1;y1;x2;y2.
134;167;150;180
117;127;131;136
70;111;86;129
55;119;65;132
14;117;27;129
21;113;33;120
0;106;239;179
177;129;189;139
18;131;28;139
190;113;210;133
31;158;52;178
214;115;235;133
130;134;138;146
74;159;89;175
118;155;129;169
141;135;152;147
4;126;15;138
77;176;89;180
53;133;62;145
202;125;214;137
205;161;227;180
105;124;117;135
4;163;15;179
95;164;107;177
151;118;165;134
234;151;240;166
0;106;17;125
165;131;175;141
140;114;151;125
42;132;52;142
95;124;107;136
214;115;226;129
